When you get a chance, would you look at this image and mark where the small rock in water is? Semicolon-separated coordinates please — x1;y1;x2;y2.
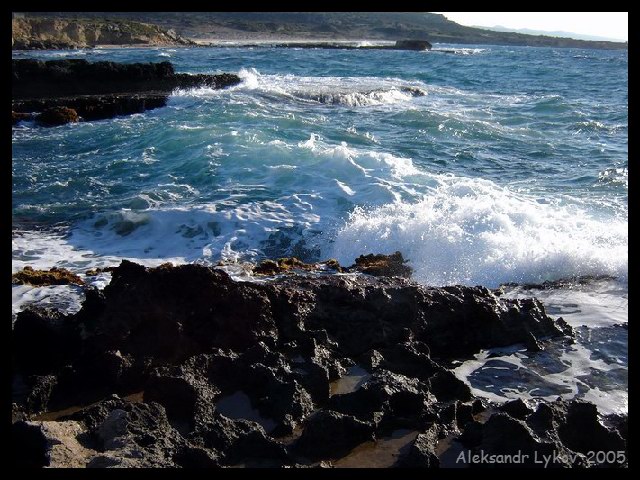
36;107;79;126
12;266;84;286
350;251;413;278
252;257;344;276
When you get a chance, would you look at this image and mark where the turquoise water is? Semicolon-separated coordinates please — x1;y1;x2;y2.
12;44;628;413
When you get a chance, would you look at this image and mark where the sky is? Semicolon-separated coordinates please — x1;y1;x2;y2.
434;12;628;42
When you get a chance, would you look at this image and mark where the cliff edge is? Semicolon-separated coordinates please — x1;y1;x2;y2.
12;17;195;50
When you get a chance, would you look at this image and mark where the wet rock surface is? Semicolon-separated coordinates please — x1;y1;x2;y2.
12;59;241;124
351;251;413;278
36;106;79;126
12;266;85;286
10;259;624;468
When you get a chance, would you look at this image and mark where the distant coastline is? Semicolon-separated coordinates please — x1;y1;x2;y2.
12;13;627;51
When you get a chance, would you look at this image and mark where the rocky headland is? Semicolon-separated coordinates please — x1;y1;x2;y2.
12;17;195;50
12;59;240;125
11;256;627;468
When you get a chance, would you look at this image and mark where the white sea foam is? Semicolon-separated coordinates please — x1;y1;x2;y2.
174;68;428;107
453;340;627;415
325;175;627;288
500;278;628;328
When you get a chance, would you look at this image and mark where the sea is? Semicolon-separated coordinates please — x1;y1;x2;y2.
12;43;628;415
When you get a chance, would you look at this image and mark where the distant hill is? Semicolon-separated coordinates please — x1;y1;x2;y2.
15;12;627;50
12;16;194;50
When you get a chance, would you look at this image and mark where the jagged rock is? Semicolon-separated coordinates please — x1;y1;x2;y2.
471;398;487;415
428;371;472;403
395;425;440;468
69;397;213;468
145;354;220;430
10;260;585;467
329;370;431;432
192;412;287;466
500;398;534;420
471;413;563;467
12;266;84;286
557;401;626;455
458;419;484;448
24;375;58;414
12;306;81;377
350;251;412;278
417;285;573;359
294;410;375;460
436;401;474;436
15;94;168;122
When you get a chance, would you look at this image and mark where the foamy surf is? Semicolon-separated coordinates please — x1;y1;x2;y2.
326;176;627;288
173;68;428;107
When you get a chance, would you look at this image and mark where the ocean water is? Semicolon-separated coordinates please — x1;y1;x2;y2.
12;44;628;414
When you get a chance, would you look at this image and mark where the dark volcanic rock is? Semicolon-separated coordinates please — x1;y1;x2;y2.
500;398;534;420
294;410;375;460
394;39;432;50
192;412;288;466
12;260;572;416
461;400;628;468
471;413;561;467
145;354;220;429
13;306;81;377
12;59;241;123
417;285;573;359
60;396;218;467
395;426;440;468
15;94;168;122
557;401;626;455
82;261;277;361
12;59;240;99
329;370;431;431
10;259;585;467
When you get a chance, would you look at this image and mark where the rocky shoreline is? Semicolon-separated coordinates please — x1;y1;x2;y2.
11;257;627;468
12;59;240;125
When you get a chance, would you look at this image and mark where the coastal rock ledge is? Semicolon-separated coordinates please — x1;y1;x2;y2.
12;59;240;124
11;260;625;468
